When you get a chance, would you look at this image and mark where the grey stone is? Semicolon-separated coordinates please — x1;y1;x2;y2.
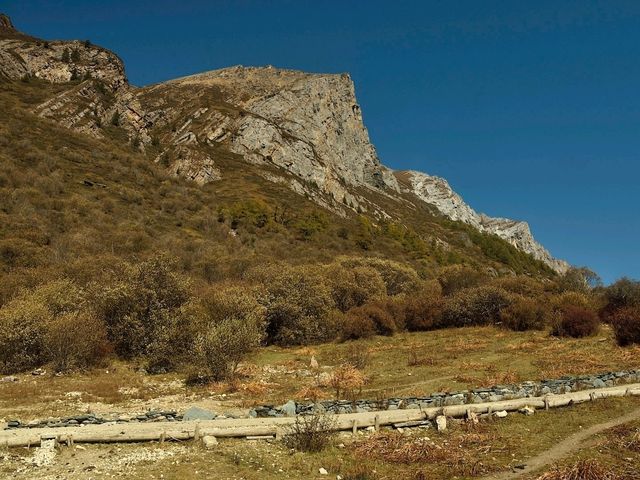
183;406;216;421
279;400;297;417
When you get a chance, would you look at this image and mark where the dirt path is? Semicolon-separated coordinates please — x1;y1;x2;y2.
485;406;640;480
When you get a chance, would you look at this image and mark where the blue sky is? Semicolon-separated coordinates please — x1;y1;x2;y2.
4;1;639;282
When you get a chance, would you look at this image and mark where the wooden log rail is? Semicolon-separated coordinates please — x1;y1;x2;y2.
2;384;639;448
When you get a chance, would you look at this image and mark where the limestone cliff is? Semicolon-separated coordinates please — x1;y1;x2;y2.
136;66;399;208
398;170;569;272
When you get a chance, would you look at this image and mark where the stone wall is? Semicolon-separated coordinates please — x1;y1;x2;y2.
252;369;640;417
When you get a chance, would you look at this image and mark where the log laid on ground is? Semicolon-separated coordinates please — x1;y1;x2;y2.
1;384;639;448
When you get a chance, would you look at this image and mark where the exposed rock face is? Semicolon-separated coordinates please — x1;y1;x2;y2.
0;38;126;88
138;66;399;206
0;15;568;270
399;170;569;272
0;14;14;32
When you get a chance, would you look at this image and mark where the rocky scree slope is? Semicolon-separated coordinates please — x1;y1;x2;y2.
0;15;566;272
396;171;569;272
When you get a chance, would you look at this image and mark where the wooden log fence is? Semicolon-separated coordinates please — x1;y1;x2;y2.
1;383;639;448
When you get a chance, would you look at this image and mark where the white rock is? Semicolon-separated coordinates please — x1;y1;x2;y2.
201;436;218;449
402;170;568;272
435;415;447;432
494;410;508;418
30;439;57;467
519;406;535;416
319;467;328;475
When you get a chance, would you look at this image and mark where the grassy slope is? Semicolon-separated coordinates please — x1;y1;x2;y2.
0;78;554;305
0;326;638;479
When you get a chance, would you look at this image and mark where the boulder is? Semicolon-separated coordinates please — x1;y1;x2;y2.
183;406;216;421
202;435;218;449
279;400;297;417
494;410;508;418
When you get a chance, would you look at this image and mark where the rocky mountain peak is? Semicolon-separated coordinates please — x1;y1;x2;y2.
141;65;399;209
0;14;15;31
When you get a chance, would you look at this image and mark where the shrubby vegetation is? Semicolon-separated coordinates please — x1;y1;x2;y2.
1;80;639;380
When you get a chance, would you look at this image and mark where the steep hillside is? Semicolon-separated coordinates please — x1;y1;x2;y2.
0;15;564;294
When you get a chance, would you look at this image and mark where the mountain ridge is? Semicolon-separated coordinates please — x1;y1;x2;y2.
0;14;568;273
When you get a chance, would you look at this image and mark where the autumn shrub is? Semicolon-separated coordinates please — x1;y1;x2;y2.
145;301;203;373
44;312;111;372
189;284;266;381
0;279;88;373
601;277;640;320
551;306;600;338
610;307;640;346
93;256;191;358
0;294;51;373
403;281;444;331
334;257;421;296
341;310;377;340
551;291;594;312
283;412;336;453
440;286;512;328
438;265;488;296
329;364;366;399
325;263;386;312
248;264;337;345
192;315;264;381
491;275;547;297
499;296;550;331
345;303;398;337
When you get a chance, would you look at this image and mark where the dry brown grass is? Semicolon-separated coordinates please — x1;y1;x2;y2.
406;345;438;367
536;459;620;480
536;351;608;379
353;432;454;464
484;369;520;386
329;364;367;399
352;430;492;477
609;424;640;453
294;385;328;402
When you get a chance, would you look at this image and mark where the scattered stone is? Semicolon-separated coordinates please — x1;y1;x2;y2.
519;406;535;416
279;400;297;417
183;406;216;421
0;376;17;383
201;435;218;449
31;368;46;376
310;355;319;369
30;438;57;467
436;415;447;431
319;467;328;475
494;410;508;418
466;410;479;424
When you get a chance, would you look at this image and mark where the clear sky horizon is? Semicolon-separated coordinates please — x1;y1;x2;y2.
4;1;639;283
